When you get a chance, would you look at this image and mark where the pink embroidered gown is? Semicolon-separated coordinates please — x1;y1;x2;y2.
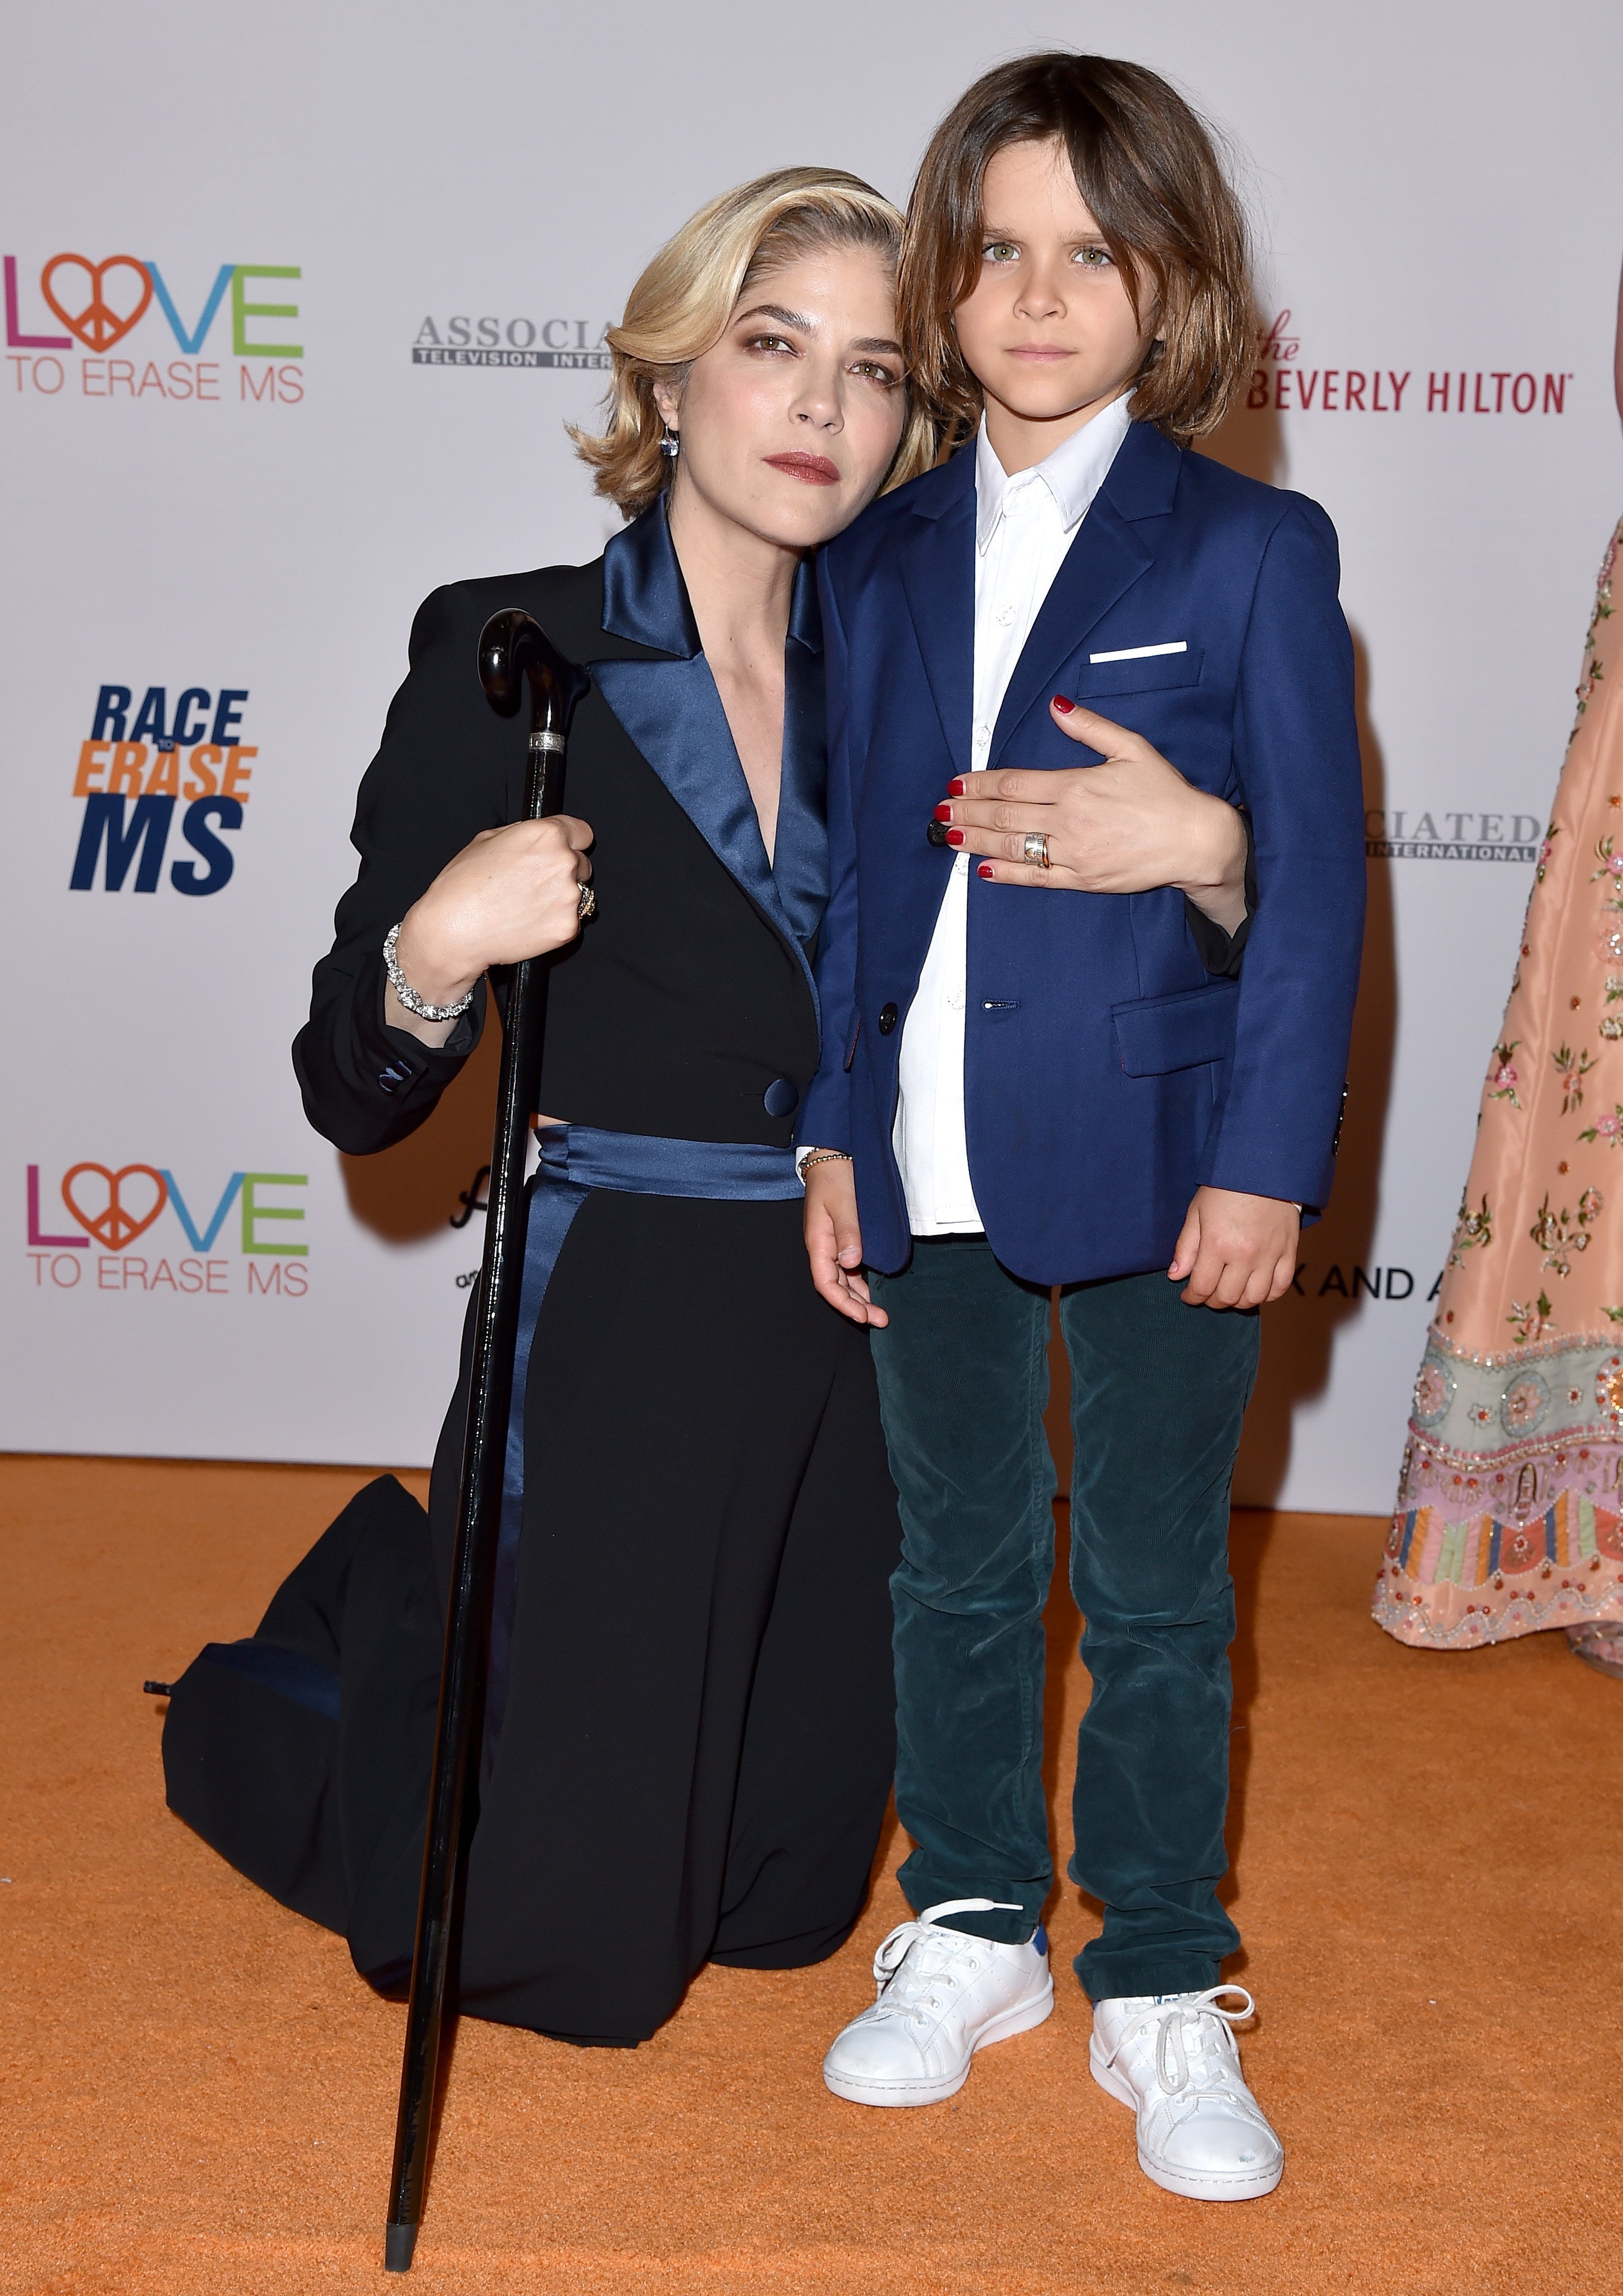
1376;522;1623;1647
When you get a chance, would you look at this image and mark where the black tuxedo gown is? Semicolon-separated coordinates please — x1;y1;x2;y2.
160;505;901;2045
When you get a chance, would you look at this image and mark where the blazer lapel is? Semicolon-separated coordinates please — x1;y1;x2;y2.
587;504;821;1005
989;491;1152;766
898;453;977;783
589;655;801;936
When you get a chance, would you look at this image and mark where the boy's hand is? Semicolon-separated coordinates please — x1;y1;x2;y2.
934;696;1247;932
803;1157;889;1327
1170;1187;1300;1308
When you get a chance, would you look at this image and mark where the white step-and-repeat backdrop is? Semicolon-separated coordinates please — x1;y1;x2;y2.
2;0;1620;1510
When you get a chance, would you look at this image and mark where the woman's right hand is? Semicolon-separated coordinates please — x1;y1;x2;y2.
804;1157;888;1327
386;815;594;1045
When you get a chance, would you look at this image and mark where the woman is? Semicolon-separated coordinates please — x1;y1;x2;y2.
1375;266;1623;1673
159;168;935;2043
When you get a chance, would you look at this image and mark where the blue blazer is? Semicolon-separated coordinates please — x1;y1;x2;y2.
800;419;1367;1286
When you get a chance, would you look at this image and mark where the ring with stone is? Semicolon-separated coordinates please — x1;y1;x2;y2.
577;882;596;921
1023;830;1051;869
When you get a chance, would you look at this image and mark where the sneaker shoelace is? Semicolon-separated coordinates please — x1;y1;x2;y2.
1101;1984;1259;2102
868;1919;989;2028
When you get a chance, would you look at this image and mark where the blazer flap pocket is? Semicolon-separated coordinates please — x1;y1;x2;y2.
1112;979;1238;1076
1072;645;1204;701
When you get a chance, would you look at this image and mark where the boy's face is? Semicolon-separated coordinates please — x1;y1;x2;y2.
953;137;1154;470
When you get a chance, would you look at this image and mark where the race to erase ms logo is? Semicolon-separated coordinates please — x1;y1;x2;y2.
4;254;303;405
25;1162;309;1296
69;683;257;897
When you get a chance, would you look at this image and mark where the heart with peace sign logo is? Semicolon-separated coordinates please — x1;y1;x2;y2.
41;254;154;352
61;1164;169;1250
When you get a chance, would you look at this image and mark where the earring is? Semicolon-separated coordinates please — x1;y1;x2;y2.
659;424;680;459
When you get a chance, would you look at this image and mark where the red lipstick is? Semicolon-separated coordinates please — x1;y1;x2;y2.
765;452;841;485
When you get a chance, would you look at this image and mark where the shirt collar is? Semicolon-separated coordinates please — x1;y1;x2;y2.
974;391;1135;555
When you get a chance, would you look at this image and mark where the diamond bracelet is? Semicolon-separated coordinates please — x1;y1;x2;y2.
383;922;476;1023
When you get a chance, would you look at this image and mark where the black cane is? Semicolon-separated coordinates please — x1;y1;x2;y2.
384;611;589;2275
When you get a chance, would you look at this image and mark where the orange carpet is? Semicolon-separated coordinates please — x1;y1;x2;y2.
2;1455;1619;2295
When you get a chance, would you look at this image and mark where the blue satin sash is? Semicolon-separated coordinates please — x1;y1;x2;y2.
483;1125;803;1771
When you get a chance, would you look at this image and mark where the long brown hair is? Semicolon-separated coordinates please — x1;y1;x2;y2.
899;54;1252;449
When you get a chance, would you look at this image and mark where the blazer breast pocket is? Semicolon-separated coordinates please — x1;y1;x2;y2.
1071;645;1205;702
1111;977;1237;1076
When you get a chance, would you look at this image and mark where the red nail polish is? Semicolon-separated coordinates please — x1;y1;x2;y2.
933;801;953;822
945;828;965;847
1051;693;1074;714
976;861;994;878
946;777;966;796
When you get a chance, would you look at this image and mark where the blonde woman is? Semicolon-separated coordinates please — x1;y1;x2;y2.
159;171;933;2046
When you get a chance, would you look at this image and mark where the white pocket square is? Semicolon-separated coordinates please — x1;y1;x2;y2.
1088;641;1188;663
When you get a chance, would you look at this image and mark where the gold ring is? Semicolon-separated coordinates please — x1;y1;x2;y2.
1023;831;1051;869
577;882;596;921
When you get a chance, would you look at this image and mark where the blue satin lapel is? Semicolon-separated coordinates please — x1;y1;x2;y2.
599;499;700;657
990;492;1153;767
899;485;976;782
589;655;819;1008
590;500;824;1001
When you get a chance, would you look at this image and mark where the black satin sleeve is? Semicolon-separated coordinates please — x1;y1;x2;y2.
1182;808;1257;980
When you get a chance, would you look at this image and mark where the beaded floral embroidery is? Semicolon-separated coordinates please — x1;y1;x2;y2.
1529;1187;1602;1277
1381;517;1623;1652
1551;1040;1597;1113
1448;1191;1492;1267
1487;1041;1523;1107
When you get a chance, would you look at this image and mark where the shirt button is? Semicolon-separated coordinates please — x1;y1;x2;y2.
877;1002;899;1035
996;606;1016;627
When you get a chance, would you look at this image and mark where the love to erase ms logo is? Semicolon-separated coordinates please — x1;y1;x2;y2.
69;683;257;896
25;1162;309;1296
4;254;303;406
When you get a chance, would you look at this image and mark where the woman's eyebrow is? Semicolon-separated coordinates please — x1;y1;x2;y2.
735;302;814;331
734;303;900;357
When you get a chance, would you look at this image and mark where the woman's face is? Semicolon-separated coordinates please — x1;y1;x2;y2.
655;245;906;552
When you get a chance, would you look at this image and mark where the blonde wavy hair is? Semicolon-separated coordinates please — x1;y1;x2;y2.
572;167;935;517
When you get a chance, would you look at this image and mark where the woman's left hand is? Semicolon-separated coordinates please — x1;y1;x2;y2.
934;695;1248;932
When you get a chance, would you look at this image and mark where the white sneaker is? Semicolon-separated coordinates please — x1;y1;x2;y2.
1090;1986;1284;2200
822;1897;1054;2106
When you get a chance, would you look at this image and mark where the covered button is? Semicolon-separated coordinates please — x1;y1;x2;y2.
763;1077;800;1118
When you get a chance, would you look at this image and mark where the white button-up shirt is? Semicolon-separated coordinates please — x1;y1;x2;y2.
893;394;1134;1234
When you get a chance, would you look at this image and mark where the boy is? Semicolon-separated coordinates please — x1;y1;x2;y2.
799;52;1364;2200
